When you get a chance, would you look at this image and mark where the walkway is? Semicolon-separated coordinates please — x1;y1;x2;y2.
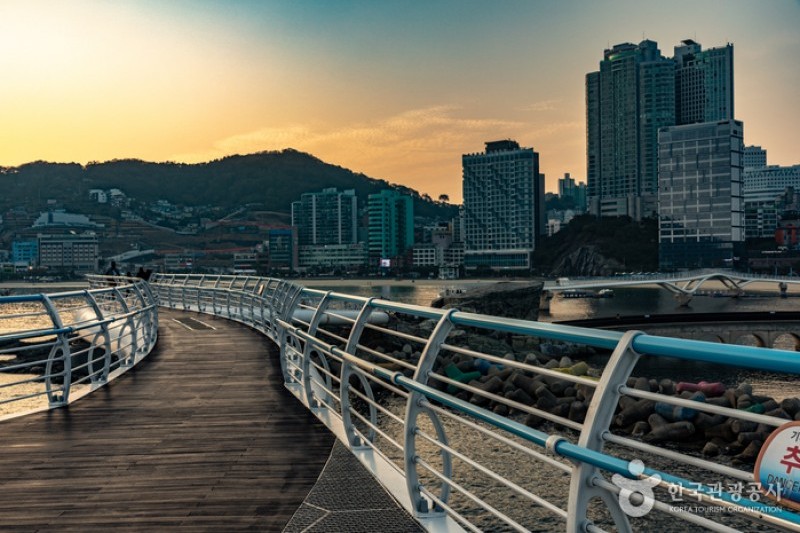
0;310;338;531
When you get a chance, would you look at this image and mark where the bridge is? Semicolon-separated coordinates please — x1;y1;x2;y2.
563;311;800;350
542;270;800;307
3;275;800;531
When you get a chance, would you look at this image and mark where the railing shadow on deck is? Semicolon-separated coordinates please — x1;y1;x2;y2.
129;273;800;533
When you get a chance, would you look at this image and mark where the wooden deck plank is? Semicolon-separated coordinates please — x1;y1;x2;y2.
0;310;334;531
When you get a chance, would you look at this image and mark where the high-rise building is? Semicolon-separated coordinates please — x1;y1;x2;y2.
291;188;358;246
587;39;734;220
462;140;545;271
743;145;768;171
586;40;675;219
674;40;734;125
657;120;744;269
558;173;588;213
367;190;414;264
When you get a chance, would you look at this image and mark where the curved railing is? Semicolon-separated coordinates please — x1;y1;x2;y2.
150;273;800;532
0;277;158;420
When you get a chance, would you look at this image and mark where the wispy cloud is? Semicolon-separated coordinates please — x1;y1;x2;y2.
519;99;561;112
170;106;583;199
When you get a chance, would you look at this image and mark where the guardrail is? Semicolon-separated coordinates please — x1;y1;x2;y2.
152;274;800;531
0;277;158;420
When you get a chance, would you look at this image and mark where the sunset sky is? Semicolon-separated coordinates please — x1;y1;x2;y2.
1;0;798;201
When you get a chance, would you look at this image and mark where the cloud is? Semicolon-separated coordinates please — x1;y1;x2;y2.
519;99;561;112
170;106;582;199
171;105;524;170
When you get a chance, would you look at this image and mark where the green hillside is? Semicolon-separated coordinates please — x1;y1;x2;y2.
0;150;456;220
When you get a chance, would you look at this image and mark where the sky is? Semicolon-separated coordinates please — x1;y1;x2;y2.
0;0;798;202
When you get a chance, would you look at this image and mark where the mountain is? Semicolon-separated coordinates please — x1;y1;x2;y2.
0;150;457;220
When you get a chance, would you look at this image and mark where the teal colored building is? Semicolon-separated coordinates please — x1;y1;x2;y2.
12;239;39;266
367;190;414;266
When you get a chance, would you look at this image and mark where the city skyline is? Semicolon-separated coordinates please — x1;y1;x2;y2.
1;0;798;202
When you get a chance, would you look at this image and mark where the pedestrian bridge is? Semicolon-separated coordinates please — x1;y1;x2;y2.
544;270;800;306
3;275;800;531
563;312;800;350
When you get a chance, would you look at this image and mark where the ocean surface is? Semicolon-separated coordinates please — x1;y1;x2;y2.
308;282;800;402
309;281;799;320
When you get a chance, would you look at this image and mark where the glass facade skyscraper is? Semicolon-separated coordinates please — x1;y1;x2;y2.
674;40;734;125
587;39;734;221
586;40;675;220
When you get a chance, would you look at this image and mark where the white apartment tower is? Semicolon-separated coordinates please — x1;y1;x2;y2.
462;140;545;271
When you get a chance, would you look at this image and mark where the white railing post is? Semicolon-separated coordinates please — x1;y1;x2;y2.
403;309;455;517
340;298;378;449
41;295;71;406
82;289;113;383
300;292;334;409
567;330;645;532
277;285;304;382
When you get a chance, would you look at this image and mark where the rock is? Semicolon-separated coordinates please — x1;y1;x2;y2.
704;420;736;441
616;400;655;427
493;403;509;416
733;441;762;465
644;421;695;443
430;281;543;321
632;421;650;438
576;384;594;403
676;381;726;397
731;419;757;434
524;413;544;428
569;401;588;423
781;398;800;417
765;408;791;420
535;385;557;410
549;380;570;396
736;394;753;410
647;413;669;430
702;441;720;457
505;388;534;406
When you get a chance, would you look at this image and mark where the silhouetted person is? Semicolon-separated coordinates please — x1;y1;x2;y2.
136;267;152;281
105;261;121;276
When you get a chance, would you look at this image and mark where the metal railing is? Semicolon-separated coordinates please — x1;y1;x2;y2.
150;273;800;531
0;277;158;420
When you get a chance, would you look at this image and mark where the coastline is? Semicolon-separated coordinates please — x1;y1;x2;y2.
2;277;797;295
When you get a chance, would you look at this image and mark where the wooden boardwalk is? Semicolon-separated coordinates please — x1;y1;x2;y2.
0;309;335;531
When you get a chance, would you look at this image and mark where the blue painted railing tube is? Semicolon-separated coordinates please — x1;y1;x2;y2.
450;312;624;351
633;335;800;374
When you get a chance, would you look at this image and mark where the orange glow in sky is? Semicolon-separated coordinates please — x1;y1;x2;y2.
1;1;798;202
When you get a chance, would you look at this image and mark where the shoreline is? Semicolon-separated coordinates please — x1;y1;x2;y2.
2;277;798;294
